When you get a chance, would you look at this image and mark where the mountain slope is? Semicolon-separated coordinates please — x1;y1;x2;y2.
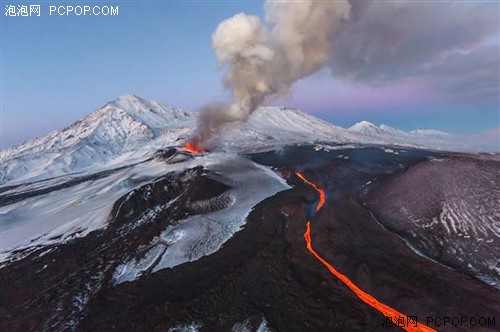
349;120;453;139
217;107;364;150
0;95;193;184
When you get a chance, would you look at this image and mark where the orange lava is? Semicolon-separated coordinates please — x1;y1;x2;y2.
184;142;203;154
295;172;325;211
295;171;436;332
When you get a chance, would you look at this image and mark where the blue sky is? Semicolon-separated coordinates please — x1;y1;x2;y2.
1;0;499;148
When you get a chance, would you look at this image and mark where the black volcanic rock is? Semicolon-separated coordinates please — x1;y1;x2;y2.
153;148;194;164
363;154;500;288
0;166;230;331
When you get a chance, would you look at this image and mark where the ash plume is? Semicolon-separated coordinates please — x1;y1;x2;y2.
189;0;351;149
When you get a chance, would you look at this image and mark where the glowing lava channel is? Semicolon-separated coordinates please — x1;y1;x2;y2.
295;171;436;332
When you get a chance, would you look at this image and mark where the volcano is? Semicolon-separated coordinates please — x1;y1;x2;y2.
0;95;498;331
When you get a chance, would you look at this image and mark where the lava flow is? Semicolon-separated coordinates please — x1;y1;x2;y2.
295;172;325;211
295;171;436;332
184;142;203;154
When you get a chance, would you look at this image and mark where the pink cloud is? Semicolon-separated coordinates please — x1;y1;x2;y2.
268;69;439;113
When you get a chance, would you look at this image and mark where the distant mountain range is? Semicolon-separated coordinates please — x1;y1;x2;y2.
349;120;452;139
0;94;497;185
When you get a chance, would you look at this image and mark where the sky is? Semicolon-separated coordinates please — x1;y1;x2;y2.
1;0;499;148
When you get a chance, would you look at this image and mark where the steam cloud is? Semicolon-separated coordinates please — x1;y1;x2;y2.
188;0;499;150
189;0;351;149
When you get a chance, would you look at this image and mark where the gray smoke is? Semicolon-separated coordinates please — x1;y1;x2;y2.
188;0;499;150
189;0;351;149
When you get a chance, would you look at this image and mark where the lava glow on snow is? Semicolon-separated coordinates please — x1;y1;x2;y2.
295;171;436;332
184;142;203;154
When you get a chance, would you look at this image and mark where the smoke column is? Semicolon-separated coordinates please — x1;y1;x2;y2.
188;0;351;150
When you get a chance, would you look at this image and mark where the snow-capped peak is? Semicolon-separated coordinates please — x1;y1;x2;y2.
103;94;192;127
1;95;192;158
0;95;194;185
349;120;375;130
349;121;387;136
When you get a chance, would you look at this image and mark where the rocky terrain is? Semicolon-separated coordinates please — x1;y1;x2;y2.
363;154;500;288
1;96;498;331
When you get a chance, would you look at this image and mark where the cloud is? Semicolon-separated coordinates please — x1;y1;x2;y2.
424;44;500;101
330;1;500;101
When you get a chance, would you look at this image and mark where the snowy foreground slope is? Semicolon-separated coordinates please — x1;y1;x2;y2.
0;94;494;185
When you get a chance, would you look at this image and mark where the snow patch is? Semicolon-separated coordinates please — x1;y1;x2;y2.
113;156;290;284
168;323;202;332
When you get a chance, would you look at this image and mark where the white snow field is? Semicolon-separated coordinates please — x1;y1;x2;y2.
113;155;290;284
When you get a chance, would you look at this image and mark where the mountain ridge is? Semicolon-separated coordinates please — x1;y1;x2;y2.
348;120;452;138
0;94;496;185
0;95;194;184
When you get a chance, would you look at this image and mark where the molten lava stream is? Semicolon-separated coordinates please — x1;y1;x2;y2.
295;171;436;332
184;142;203;154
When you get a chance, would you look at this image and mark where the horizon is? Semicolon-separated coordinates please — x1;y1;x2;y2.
2;1;499;149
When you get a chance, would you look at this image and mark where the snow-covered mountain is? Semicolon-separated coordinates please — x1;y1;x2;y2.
218;107;364;150
349;121;402;136
1;95;191;160
346;120;474;150
0;95;494;186
349;120;452;139
0;95;193;184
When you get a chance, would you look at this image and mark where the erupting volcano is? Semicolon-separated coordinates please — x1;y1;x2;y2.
295;171;437;332
2;0;499;330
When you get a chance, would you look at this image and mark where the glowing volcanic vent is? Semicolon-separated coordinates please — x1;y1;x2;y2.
184;142;204;154
295;172;436;332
